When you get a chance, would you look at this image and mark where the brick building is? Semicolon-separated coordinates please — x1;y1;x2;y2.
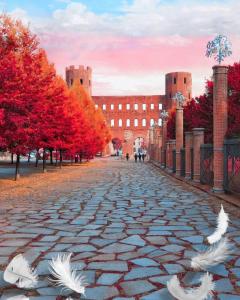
66;66;192;156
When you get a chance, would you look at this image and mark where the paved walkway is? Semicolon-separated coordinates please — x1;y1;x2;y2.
0;158;240;299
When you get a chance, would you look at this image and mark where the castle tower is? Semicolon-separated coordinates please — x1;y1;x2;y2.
165;72;192;109
66;65;92;96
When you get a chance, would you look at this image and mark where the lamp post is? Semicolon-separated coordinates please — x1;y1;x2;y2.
160;110;169;167
173;92;185;176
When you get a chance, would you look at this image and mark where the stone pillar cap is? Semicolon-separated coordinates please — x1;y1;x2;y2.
192;128;205;131
185;131;193;135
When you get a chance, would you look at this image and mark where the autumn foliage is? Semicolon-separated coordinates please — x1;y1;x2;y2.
167;68;240;143
0;14;111;177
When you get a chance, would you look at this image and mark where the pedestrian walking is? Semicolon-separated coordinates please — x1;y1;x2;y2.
142;153;145;162
126;153;129;161
138;152;142;162
134;152;138;163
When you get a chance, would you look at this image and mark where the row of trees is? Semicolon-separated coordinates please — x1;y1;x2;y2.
0;14;111;179
167;63;240;142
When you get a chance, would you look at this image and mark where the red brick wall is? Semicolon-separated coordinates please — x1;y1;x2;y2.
93;95;165;155
165;72;192;109
66;65;92;95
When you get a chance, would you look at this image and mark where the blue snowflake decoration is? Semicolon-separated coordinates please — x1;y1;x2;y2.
206;35;232;64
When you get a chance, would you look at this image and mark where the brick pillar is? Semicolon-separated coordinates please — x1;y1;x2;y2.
193;128;204;182
185;132;193;180
175;107;184;176
161;119;168;167
169;139;176;172
213;65;228;192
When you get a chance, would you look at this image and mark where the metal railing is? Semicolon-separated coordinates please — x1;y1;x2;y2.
200;144;214;186
190;148;194;179
172;149;176;173
224;139;240;195
180;148;186;177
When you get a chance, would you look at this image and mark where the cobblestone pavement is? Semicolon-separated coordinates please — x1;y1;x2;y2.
0;158;240;299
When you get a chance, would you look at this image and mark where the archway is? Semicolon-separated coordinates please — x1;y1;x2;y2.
111;137;122;156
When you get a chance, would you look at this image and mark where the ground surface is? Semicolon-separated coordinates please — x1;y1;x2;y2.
0;158;240;300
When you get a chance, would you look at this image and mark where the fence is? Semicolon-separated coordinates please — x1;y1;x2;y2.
224;139;240;195
180;148;185;177
190;148;194;179
200;144;214;186
172;149;176;173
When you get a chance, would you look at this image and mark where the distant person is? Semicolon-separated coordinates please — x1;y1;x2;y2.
134;153;138;163
142;153;145;162
138;152;142;162
126;153;129;161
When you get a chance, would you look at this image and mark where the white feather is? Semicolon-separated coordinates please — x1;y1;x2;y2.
3;254;38;288
167;272;214;300
191;237;231;270
207;204;229;244
49;253;86;295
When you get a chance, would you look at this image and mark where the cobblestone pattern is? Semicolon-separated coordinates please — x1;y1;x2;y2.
0;159;240;299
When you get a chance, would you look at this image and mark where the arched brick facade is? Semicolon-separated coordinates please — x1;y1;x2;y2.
65;66;192;156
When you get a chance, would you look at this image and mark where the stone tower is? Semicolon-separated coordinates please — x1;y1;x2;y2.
165;72;192;109
66;65;92;96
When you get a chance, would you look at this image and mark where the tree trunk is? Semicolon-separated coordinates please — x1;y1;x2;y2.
60;149;63;169
11;153;14;164
50;149;53;165
28;152;31;163
35;149;39;167
15;154;20;181
80;153;82;163
43;149;47;173
55;150;58;166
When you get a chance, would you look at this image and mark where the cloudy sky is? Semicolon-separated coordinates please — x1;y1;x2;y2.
2;0;240;96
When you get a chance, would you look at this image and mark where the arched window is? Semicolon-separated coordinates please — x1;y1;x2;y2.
150;119;154;126
126;104;130;110
134;104;138;110
111;104;114;110
150;103;154;110
80;78;83;85
126;119;130;127
142;103;146;110
134;119;138;127
102;104;106;110
118;104;122;110
111;119;114;127
95;104;98;109
142;119;146;127
119;119;122;127
158;103;162;110
158;118;162;126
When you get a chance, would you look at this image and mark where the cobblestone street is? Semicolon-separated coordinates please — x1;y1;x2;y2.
0;158;240;299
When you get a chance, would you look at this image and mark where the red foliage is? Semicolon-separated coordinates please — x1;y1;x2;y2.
167;66;240;143
0;14;111;163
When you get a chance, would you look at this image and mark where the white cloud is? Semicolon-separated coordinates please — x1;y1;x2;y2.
40;0;240;37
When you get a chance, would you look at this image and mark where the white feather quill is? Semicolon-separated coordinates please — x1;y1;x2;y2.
191;237;231;270
167;272;214;300
207;204;229;244
49;253;86;295
3;254;38;288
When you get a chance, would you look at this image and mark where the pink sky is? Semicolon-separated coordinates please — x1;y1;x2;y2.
9;1;240;96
